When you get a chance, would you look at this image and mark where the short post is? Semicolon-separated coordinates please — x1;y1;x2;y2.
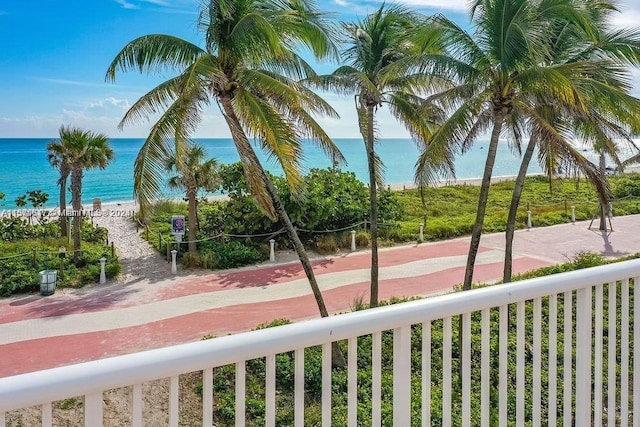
527;211;532;229
171;250;178;274
350;230;356;252
111;242;115;258
99;257;107;284
419;224;424;242
269;239;276;262
571;206;576;223
608;203;613;218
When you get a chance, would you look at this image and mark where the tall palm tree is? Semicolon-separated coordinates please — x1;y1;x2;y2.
502;1;640;281
164;143;220;253
47;134;72;237
106;0;342;318
311;5;442;307
58;126;114;260
413;0;603;290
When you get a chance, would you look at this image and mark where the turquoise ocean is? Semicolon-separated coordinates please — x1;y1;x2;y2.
0;137;545;209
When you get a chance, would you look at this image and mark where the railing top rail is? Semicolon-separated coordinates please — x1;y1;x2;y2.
1;258;639;412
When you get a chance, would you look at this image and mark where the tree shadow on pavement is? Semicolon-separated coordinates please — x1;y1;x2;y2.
214;258;335;289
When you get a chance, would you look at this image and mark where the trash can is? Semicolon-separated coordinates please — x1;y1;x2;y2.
39;270;57;296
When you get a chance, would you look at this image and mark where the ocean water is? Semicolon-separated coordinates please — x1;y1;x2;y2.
0;137;548;209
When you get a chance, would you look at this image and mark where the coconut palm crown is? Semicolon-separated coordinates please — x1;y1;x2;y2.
106;0;344;318
309;4;444;307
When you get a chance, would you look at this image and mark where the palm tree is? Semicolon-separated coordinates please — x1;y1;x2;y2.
47;135;72;237
57;126;114;260
413;0;605;290
106;0;342;318
164;143;220;253
311;5;442;307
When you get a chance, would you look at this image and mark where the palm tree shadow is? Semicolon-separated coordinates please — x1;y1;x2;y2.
20;285;138;319
215;258;335;289
590;229;631;258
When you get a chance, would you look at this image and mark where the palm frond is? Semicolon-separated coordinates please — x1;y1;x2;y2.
105;34;204;82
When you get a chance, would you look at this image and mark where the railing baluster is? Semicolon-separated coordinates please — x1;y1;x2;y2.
622;279;630;424
422;322;431;427
575;286;592;425
372;332;382;426
236;362;246;427
393;326;411;426
348;338;357;426
462;313;471;426
85;392;103;427
202;369;213;427
608;282;617;427
516;301;525;427
41;402;52;427
481;309;490;427
594;284;604;427
294;349;304;427
634;275;639;427
499;305;508;427
563;291;572;427
0;411;4;427
532;298;541;427
132;384;142;427
443;317;452;427
265;354;276;427
548;295;557;427
322;343;332;427
169;376;179;427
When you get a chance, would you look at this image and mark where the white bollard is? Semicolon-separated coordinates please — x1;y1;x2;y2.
99;257;107;284
419;224;424;241
608;203;613;218
351;230;356;252
171;250;178;274
527;211;532;229
571;206;576;223
269;239;276;262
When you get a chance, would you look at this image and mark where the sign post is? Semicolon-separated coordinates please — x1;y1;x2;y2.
171;215;185;243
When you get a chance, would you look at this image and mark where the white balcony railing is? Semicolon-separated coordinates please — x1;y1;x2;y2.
1;259;639;426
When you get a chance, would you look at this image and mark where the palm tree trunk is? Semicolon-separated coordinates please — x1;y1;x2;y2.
503;137;536;283
187;183;198;253
219;97;329;318
598;151;608;231
463;112;505;291
59;176;68;237
71;167;83;260
365;105;379;308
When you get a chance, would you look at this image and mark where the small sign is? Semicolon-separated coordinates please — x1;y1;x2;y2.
171;215;185;235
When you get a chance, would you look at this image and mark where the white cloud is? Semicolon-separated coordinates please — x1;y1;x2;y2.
334;0;349;7
115;0;139;9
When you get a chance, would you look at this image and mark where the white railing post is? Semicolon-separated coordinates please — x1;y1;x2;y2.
84;392;103;427
393;326;411;426
294;350;304;427
169;376;179;427
350;230;356;252
42;402;52;427
419;224;424;241
322;343;331;427
202;369;213;427
575;287;592;426
132;384;143;427
236;362;246;427
527;211;532;229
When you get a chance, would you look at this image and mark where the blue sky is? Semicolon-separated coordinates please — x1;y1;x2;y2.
0;0;639;139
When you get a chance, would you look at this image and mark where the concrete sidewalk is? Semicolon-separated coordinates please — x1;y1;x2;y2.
0;215;638;377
